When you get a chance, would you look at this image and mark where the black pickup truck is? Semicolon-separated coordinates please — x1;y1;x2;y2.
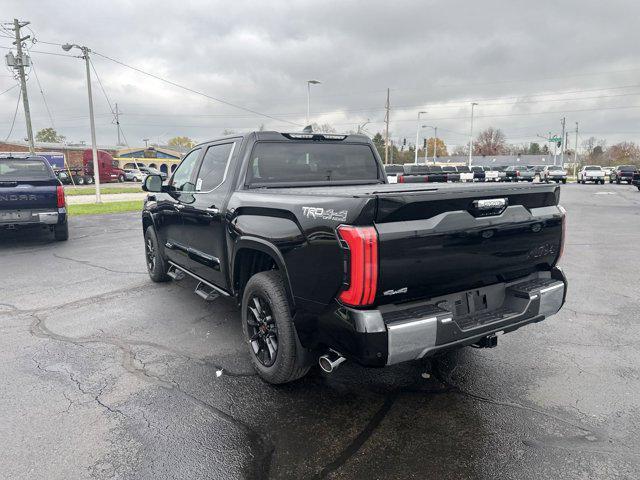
0;156;68;240
141;131;567;384
632;171;640;190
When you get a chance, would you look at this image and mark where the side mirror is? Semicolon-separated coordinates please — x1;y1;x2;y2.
143;174;163;192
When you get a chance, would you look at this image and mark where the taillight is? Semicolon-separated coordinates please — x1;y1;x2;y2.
398;175;405;183
517;171;521;177
56;185;66;208
336;225;378;306
424;175;429;183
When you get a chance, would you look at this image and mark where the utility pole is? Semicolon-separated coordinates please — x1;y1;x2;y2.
11;19;35;154
559;117;566;167
62;43;101;203
384;88;390;164
574;122;579;178
468;102;478;167
115;103;122;145
414;111;426;164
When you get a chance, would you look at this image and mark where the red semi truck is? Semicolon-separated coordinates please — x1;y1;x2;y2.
82;149;126;184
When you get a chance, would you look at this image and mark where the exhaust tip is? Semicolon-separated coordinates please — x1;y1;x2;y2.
319;351;346;373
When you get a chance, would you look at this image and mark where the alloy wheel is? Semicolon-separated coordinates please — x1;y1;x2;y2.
246;294;278;367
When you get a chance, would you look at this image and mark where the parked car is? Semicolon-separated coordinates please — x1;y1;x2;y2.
456;165;474;182
632;171;640;190
542;166;568;184
484;167;501;182
123;169;145;182
0;155;68;240
578;165;605;184
609;165;638;184
602;166;615;179
503;166;519;182
470;166;486;182
383;164;404;184
138;165;167;180
441;165;460;182
514;166;535;183
141;130;567;384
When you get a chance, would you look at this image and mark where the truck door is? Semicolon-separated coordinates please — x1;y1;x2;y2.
178;140;238;289
153;148;202;265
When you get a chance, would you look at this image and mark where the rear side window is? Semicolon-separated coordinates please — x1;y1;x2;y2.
246;142;380;186
0;159;52;179
196;143;234;191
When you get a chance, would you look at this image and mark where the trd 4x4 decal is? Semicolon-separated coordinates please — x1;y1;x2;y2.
302;206;348;222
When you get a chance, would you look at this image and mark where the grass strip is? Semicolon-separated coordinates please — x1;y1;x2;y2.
64;186;142;196
67;200;144;216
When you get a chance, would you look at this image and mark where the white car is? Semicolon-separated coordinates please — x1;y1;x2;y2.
578;165;605;184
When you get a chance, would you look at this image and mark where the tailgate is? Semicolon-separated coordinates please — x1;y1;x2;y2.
0;181;58;211
373;184;563;304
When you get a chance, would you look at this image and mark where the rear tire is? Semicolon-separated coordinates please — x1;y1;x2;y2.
54;222;69;241
118;174;125;183
144;226;170;282
85;176;94;185
242;271;310;384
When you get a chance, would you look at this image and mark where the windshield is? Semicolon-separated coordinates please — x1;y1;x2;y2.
0;158;53;180
246;142;380;186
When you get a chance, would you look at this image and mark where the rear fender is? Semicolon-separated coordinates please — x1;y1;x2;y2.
232;236;296;309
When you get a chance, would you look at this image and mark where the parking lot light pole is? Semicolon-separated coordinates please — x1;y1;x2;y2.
414;111;427;164
62;43;101;203
468;102;478;167
306;80;321;126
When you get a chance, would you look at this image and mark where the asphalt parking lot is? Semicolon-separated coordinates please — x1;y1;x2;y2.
1;183;639;480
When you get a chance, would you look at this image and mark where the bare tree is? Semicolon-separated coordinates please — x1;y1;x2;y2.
473;127;507;155
607;141;640;166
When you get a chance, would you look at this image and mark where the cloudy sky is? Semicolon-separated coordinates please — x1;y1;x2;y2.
2;0;640;151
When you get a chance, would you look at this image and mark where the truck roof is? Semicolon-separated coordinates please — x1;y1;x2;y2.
194;130;371;147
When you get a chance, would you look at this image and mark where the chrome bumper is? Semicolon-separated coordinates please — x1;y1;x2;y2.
381;270;566;365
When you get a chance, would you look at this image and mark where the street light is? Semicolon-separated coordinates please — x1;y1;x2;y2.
423;125;438;164
468;102;478;167
414;111;427;164
306;80;321;126
63;43;101;203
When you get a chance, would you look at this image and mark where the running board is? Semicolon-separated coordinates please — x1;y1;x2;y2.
194;281;220;302
166;261;230;301
167;265;185;281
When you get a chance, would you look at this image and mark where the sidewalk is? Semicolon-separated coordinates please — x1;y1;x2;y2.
66;192;147;204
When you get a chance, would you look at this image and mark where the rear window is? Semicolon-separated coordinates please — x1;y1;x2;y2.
0;158;53;179
585;166;601;171
618;165;636;171
441;166;456;172
246;142;380;186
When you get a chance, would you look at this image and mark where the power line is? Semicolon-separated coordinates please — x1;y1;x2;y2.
4;87;22;141
29;59;56;129
89;58;129;146
0;84;19;96
90;50;302;127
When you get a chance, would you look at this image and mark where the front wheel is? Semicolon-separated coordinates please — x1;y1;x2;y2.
242;271;310;384
144;226;170;282
118;174;125;182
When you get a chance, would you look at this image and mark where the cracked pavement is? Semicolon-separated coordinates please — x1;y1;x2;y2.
1;184;639;479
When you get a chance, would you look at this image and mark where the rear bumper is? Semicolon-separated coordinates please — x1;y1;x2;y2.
311;268;567;367
0;208;66;227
